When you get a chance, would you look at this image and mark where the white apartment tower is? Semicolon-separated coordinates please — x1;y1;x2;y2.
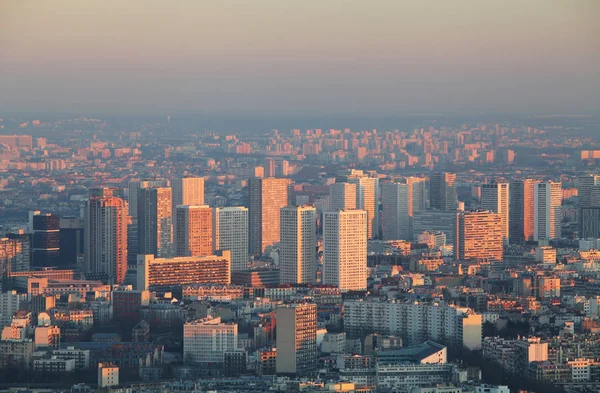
481;182;510;243
213;207;249;272
534;181;562;241
323;210;367;291
280;206;316;284
381;182;410;240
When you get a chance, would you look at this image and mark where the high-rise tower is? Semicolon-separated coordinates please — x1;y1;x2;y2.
279;206;316;284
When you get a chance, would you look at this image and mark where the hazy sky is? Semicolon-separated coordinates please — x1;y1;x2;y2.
1;0;599;116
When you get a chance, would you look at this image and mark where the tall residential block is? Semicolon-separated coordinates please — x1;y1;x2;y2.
279;206;316;284
138;187;173;258
248;177;291;255
171;177;205;245
175;205;212;257
429;172;457;211
455;210;503;262
323;210;367;291
347;175;379;239
276;303;317;376
127;180;169;266
213;207;249;272
171;177;205;208
481;182;510;243
381;182;410;240
329;183;357;210
534;181;562;241
85;197;128;284
509;179;538;244
577;175;600;236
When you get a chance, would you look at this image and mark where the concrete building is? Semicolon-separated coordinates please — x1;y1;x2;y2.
323;210;367;291
213;207;248;272
279;206;316;284
183;317;238;365
33;357;76;373
171;177;205;211
31;213;61;267
84;196;128;284
455;210;503;262
0;290;21;327
98;362;119;387
276;303;317;376
137;251;231;290
534;181;562;241
481;182;509;244
34;325;61;349
412;210;457;247
138;187;173;258
343;299;482;350
175;205;212;257
346;174;379;239
509;179;539;244
248;177;291;255
127;180;169;265
329;183;357;210
381;182;410;240
429;172;457;211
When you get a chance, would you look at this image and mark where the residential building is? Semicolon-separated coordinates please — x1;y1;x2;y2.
212;207;249;272
183;317;238;365
279;206;316;284
248;177;291;255
276;303;317;376
175;205;212;257
323;210;368;291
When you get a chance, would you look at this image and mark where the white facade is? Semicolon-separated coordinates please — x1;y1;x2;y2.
0;291;21;327
323;210;367;291
481;182;509;243
213;207;249;272
343;300;482;350
183;317;238;364
475;385;510;393
534;181;562;241
381;182;410;240
279;206;316;284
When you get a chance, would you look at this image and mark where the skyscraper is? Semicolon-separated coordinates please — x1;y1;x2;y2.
381;182;410;240
406;176;427;215
213;207;249;272
276;303;317;376
138;187;173;258
455;210;503;262
31;213;60;267
577;175;600;236
509;179;539;244
429;172;457;211
279;206;316;284
347;174;379;239
175;205;212;257
85;196;128;284
481;182;510;244
171;177;205;207
248;177;291;255
534;181;562;241
323;209;367;291
127;180;169;265
329;183;357;210
171;177;205;246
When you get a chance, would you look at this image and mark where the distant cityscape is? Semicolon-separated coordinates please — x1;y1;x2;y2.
0;114;598;393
